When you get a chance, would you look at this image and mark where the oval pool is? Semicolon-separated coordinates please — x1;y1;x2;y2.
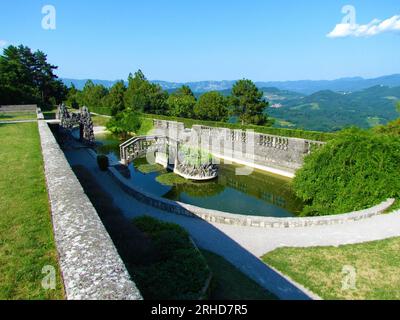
95;133;304;217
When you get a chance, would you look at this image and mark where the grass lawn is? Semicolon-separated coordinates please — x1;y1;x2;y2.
43;111;56;120
91;114;110;127
262;237;400;300
0;122;64;299
201;250;277;300
0;112;36;121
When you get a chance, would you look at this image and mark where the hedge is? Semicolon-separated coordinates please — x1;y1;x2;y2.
140;113;334;142
132;216;211;300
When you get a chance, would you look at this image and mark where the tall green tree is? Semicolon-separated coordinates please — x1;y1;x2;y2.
80;80;108;110
103;80;126;115
65;84;80;109
106;109;142;139
231;79;269;125
167;85;196;118
194;91;228;121
177;85;195;97
0;45;67;106
124;70;168;114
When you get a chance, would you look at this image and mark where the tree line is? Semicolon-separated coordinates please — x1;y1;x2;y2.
0;44;272;127
0;45;67;107
66;69;273;126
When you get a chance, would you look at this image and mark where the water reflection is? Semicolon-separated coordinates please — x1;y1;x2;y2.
94;133;303;217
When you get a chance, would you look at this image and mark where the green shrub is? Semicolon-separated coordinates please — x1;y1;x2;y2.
293;128;400;216
132;216;210;300
97;155;109;171
133;216;188;237
374;118;400;137
90;106;113;116
178;145;213;167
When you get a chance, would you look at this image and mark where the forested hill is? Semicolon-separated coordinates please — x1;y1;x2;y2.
61;74;400;95
266;85;400;132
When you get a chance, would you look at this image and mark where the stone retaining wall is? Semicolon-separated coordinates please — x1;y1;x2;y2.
0;104;37;113
108;164;394;229
38;121;142;300
153;119;324;177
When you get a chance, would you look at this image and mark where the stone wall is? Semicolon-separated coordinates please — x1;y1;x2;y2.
0;104;37;113
38;121;142;300
153;120;324;177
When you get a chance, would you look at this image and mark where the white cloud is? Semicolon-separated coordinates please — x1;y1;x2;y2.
327;15;400;38
0;40;7;47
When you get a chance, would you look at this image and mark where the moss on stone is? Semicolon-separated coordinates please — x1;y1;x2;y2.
156;172;189;186
137;163;165;174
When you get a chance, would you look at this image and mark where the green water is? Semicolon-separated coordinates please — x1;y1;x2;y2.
95;133;304;217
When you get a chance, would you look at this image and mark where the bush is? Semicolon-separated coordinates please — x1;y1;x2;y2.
97;155;109;171
293;128;400;216
106;110;142;139
132;216;210;300
374;118;400;137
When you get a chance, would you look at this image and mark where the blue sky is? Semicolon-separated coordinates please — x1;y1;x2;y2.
1;0;399;82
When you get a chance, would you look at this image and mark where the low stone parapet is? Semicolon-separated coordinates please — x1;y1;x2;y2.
38;121;142;300
108;164;395;229
0;104;37;113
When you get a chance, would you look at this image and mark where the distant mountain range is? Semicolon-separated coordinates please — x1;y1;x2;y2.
61;74;400;95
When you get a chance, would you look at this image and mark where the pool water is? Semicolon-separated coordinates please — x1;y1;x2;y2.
95;133;304;217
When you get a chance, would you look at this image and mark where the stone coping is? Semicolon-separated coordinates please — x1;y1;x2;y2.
38;121;142;300
107;162;395;229
0;104;37;112
37;107;44;120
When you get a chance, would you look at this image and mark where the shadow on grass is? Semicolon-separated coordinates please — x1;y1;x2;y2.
71;164;279;300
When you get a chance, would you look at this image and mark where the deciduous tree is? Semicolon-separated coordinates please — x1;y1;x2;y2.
194;91;228;121
167;85;196;118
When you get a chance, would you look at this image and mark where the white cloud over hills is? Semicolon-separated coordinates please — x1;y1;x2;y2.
0;40;7;47
327;14;400;38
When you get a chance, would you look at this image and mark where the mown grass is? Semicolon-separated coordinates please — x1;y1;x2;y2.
0;123;64;300
0;112;36;121
262;237;400;300
91;114;110;127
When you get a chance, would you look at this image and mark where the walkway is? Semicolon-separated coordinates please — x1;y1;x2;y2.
65;146;400;299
